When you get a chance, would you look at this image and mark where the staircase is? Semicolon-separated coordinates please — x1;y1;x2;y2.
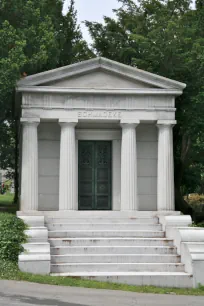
46;215;193;288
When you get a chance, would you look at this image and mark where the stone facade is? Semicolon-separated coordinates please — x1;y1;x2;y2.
16;58;204;288
16;57;185;212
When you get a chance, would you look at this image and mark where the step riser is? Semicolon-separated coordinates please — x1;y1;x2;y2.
51;255;180;264
48;231;165;238
47;224;162;230
43;216;189;285
23;243;50;253
81;275;193;288
51;246;177;255
46;218;159;224
48;239;173;247
51;263;184;273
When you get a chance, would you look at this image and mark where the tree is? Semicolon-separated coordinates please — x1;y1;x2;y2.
0;0;92;203
86;0;204;214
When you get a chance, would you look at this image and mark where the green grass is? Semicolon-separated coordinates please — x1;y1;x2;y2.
0;193;14;206
0;193;17;213
0;260;204;296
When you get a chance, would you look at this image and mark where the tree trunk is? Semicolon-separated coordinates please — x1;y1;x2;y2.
175;185;193;215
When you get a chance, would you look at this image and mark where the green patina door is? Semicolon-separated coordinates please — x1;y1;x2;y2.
78;141;112;210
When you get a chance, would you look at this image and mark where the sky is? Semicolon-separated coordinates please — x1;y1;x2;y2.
63;0;196;43
63;0;121;42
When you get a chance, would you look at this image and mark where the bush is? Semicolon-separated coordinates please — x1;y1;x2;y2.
185;194;204;205
197;222;204;227
0;213;27;262
0;260;20;279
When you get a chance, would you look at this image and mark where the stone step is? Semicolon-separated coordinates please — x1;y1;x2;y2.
43;211;167;218
23;243;50;253
51;254;180;264
48;237;174;247
50;245;177;255
48;230;165;238
50;272;193;288
47;223;162;231
46;217;159;224
51;262;185;273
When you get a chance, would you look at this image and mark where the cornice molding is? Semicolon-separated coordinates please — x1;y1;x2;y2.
17;57;186;90
17;86;183;96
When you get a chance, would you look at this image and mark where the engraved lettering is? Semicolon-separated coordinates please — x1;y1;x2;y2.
78;111;121;119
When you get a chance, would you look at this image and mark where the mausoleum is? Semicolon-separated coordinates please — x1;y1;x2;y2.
16;57;204;288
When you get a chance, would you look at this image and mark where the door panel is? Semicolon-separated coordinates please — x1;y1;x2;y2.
78;142;95;210
78;141;111;210
95;142;111;210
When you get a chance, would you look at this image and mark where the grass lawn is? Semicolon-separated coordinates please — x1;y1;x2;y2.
0;193;17;213
0;193;14;206
0;261;204;296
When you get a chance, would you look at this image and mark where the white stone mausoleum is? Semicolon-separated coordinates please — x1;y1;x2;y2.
16;58;204;288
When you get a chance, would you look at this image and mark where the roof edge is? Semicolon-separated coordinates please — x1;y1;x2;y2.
17;56;186;90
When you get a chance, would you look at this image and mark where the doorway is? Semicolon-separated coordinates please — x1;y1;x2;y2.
78;141;112;210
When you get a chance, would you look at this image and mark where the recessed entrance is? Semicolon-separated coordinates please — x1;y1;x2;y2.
78;141;112;210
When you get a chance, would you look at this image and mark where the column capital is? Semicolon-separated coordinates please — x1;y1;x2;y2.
157;120;177;127
59;119;78;128
120;119;140;129
20;118;40;126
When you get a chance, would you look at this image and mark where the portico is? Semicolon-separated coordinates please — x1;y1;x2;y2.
16;58;204;288
17;57;185;213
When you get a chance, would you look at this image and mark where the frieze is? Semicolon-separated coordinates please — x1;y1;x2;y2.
78;111;121;119
22;93;174;109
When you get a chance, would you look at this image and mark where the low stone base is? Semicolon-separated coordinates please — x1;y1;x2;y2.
18;216;51;276
19;259;50;275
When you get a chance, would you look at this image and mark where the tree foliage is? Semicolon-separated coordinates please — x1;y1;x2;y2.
0;213;27;262
0;0;92;196
86;0;204;213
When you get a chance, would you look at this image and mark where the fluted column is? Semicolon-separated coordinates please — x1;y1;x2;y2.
59;119;78;210
21;118;40;211
157;120;176;211
120;121;140;210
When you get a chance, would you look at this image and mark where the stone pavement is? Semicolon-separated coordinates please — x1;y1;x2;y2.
0;280;203;306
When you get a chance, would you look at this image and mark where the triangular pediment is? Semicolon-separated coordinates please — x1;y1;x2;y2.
43;69;157;89
17;57;186;90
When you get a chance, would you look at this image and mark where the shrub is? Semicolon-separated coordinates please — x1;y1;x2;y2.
0;260;19;279
0;213;27;262
197;222;204;227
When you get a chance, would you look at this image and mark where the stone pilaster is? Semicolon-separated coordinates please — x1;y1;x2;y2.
20;118;40;211
120;121;140;211
59;119;78;210
157;120;177;211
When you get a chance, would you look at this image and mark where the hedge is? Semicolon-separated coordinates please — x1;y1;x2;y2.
0;213;27;262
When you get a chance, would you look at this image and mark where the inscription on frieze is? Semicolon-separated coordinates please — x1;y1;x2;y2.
78;111;121;119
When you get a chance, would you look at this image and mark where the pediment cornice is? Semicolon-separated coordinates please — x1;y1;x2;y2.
17;57;186;91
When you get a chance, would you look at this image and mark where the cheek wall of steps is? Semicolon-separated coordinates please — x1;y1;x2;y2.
17;213;204;288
